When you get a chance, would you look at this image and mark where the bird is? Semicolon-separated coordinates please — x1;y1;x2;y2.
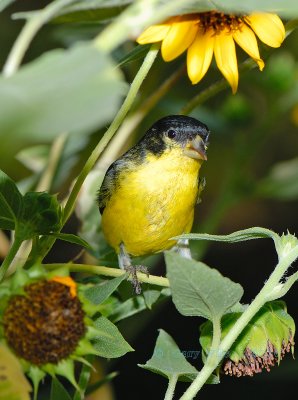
98;115;210;293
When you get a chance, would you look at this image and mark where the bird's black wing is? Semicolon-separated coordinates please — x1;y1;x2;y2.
97;161;120;214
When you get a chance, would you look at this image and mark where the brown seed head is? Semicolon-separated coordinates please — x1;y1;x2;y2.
3;280;86;365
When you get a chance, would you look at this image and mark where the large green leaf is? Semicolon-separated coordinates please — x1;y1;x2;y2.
166;253;243;320
0;44;127;144
0;343;32;400
92;316;133;357
139;330;199;382
0;170;23;230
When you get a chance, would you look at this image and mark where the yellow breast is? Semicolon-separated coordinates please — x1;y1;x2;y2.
101;147;202;256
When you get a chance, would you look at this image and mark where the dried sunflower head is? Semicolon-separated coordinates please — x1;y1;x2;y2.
0;266;107;395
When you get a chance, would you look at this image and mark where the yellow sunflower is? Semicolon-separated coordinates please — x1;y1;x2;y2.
137;12;285;93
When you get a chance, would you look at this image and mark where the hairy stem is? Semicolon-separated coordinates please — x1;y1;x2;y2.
164;374;178;400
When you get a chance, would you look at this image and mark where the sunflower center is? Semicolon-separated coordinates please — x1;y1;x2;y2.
198;11;244;33
3;280;86;365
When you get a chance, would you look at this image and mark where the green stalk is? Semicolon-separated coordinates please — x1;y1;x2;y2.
180;244;298;400
0;236;23;282
3;0;77;77
62;43;159;225
164;374;178;400
33;44;159;263
44;263;170;288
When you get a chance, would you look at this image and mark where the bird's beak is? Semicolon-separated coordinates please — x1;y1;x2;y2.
184;136;208;161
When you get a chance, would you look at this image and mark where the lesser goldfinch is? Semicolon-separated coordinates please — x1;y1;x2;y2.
98;115;210;293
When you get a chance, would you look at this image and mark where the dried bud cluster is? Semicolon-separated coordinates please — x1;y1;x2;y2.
223;336;294;377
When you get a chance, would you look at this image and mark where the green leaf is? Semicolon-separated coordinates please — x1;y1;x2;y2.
73;361;92;400
19;192;62;239
139;330;198;382
143;289;164;309
0;343;32;400
84;274;127;305
0;44;127;145
50;232;92;250
92;316;133;357
175;227;278;243
118;44;151;67
257;157;298;201
166;253;243;320
0;170;23;230
50;378;72;400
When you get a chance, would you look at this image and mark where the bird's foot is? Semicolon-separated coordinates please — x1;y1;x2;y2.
124;264;149;295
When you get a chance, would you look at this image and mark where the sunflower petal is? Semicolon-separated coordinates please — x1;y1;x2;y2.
187;28;214;84
246;13;285;48
137;24;171;44
233;24;264;71
161;20;198;61
214;30;238;94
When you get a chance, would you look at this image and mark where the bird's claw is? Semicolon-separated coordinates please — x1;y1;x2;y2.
124;264;149;295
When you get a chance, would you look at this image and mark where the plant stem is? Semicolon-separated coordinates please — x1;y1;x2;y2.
44;263;170;288
34;44;159;263
180;78;228;115
36;133;68;192
62;43;159;225
164;375;178;400
3;0;77;77
0;236;23;282
180;244;298;400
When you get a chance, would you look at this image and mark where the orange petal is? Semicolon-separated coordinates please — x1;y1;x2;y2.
246;13;285;48
161;20;198;61
214;30;238;94
137;24;171;44
233;23;265;70
187;28;214;84
51;276;77;297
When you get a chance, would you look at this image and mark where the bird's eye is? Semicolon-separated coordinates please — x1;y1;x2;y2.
167;129;176;139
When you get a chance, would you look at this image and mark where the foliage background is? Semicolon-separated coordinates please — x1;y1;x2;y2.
0;1;297;399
